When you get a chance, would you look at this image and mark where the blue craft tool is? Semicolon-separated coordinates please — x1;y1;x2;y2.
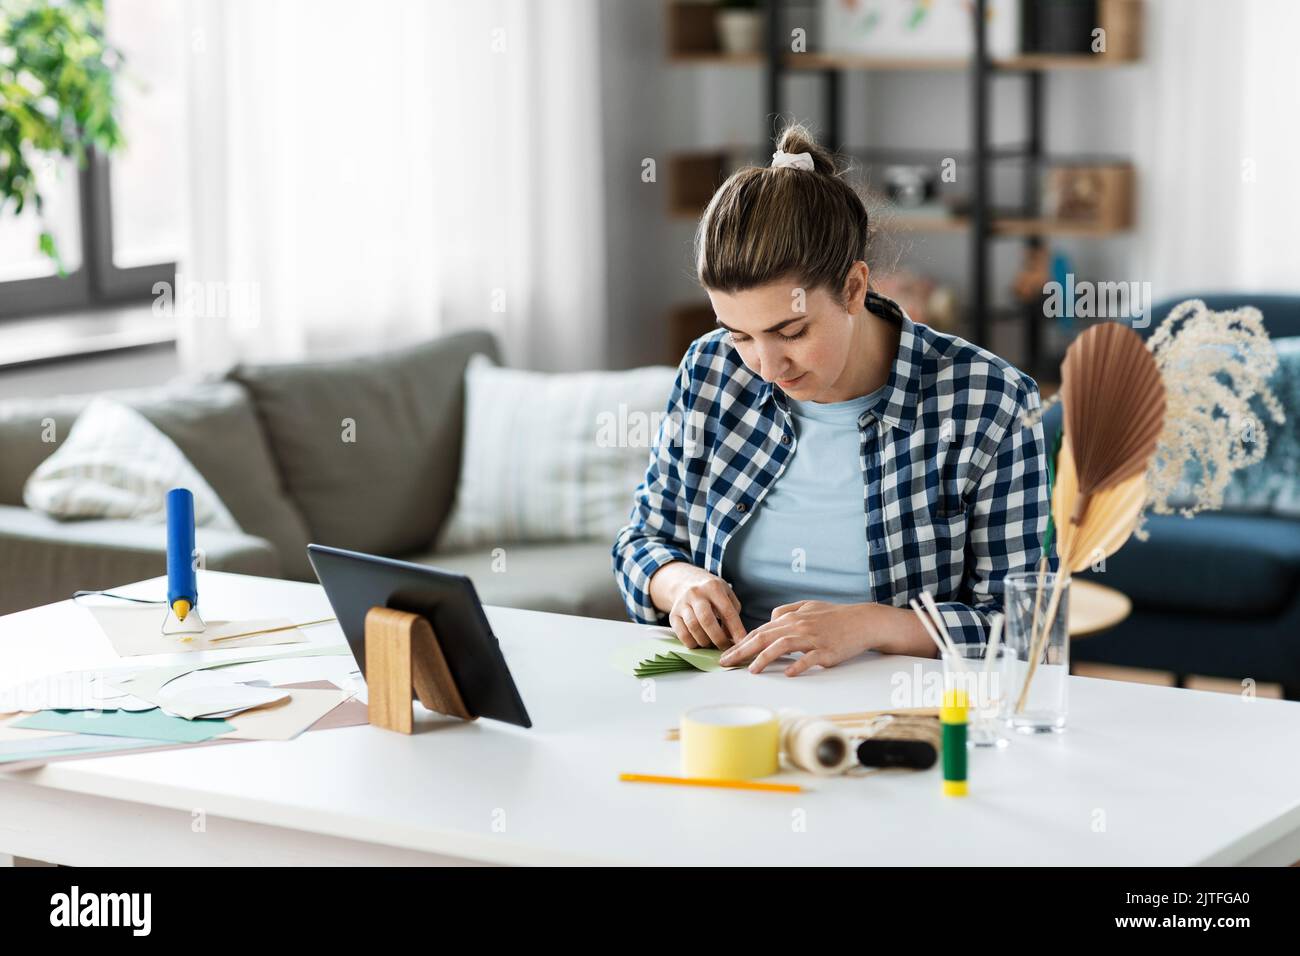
166;487;199;625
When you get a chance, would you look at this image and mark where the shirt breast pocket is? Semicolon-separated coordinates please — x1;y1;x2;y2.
929;496;967;520
906;507;969;598
923;449;972;521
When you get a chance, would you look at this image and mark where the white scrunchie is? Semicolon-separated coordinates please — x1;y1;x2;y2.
771;149;815;172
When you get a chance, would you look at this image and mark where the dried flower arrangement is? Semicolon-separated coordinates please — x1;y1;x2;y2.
1141;299;1285;528
1014;300;1286;711
1014;322;1165;714
1023;299;1285;536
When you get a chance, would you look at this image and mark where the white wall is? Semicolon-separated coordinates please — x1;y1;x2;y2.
597;0;700;369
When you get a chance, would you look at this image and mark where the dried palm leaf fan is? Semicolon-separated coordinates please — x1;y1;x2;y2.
1058;322;1166;527
1051;442;1148;572
1014;322;1166;713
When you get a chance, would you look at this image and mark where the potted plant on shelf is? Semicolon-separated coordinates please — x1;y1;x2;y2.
716;0;763;56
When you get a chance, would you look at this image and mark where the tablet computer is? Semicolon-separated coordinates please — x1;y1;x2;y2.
306;544;531;728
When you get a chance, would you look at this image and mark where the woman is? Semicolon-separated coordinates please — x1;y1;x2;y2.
612;125;1049;677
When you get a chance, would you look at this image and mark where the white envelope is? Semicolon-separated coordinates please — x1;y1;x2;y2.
158;684;290;721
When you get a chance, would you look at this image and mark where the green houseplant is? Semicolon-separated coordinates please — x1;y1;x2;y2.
0;0;125;269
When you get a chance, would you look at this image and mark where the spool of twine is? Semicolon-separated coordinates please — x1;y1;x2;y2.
778;714;854;776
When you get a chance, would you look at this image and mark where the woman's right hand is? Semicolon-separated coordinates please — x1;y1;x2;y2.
648;561;747;650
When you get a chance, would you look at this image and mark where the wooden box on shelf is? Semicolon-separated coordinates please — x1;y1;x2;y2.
667;303;718;363
1098;0;1142;60
669;152;730;218
667;1;716;58
1015;0;1142;67
1044;163;1134;231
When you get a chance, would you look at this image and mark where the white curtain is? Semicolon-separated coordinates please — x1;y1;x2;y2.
1136;0;1300;300
177;0;606;375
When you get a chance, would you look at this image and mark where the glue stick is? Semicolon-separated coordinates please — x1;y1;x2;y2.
941;688;968;796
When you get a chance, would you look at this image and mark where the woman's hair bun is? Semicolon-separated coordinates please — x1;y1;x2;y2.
774;123;837;176
696;117;868;297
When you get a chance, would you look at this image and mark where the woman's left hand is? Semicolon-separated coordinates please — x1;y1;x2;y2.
718;601;874;676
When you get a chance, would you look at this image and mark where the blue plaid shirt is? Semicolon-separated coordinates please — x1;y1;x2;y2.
612;292;1050;646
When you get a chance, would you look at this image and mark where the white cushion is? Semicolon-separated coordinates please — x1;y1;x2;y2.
437;355;675;549
23;397;240;532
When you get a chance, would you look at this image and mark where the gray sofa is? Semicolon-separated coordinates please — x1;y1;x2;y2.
0;330;627;620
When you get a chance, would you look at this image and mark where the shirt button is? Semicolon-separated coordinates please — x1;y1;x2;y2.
780;434;791;445
736;502;748;513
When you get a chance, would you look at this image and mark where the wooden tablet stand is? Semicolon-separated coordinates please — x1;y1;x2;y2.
364;606;475;734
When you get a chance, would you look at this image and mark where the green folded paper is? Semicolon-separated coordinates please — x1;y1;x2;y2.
611;637;731;678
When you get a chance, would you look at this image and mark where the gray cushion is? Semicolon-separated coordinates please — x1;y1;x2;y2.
409;539;626;620
229;330;499;558
0;504;279;616
0;383;315;580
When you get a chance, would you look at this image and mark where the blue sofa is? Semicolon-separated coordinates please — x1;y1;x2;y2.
1041;294;1300;699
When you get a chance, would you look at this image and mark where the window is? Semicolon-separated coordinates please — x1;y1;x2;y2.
0;0;181;320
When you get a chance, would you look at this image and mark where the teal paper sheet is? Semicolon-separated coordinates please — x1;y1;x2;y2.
13;708;234;743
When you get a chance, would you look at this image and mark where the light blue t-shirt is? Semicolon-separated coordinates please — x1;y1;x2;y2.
722;386;885;632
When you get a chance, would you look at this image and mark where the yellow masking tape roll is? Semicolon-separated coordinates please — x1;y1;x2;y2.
680;704;780;780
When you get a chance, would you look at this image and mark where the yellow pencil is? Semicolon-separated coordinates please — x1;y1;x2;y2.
619;773;803;794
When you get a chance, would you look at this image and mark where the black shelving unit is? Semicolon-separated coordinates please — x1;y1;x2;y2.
758;0;1134;378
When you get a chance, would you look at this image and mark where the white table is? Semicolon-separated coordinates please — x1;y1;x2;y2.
1;571;1298;866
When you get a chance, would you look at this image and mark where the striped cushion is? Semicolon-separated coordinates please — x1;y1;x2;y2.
436;355;675;549
23;397;239;532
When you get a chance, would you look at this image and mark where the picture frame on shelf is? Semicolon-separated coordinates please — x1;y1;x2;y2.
819;0;1021;59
